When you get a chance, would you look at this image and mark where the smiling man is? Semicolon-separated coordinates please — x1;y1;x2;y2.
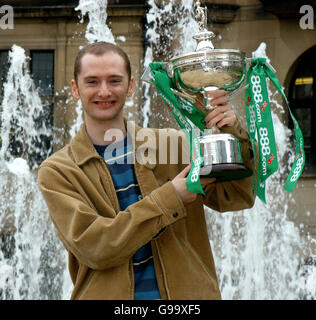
38;41;256;300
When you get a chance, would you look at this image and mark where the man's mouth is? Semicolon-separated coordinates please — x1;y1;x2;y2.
94;101;115;108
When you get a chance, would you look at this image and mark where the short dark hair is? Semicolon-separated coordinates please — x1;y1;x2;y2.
74;41;132;83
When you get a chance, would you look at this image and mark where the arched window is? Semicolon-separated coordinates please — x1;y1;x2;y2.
288;46;316;174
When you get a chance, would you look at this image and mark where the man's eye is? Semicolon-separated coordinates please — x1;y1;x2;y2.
87;81;97;84
111;79;122;83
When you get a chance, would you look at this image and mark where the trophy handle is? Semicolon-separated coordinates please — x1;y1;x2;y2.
141;65;196;103
141;66;154;84
141;62;175;84
171;88;196;103
227;84;249;100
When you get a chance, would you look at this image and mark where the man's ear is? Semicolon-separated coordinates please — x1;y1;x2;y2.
127;77;135;97
71;79;80;100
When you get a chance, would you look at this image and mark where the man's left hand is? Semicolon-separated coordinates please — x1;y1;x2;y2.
200;90;237;129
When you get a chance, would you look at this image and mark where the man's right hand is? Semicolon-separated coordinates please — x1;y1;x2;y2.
171;165;216;205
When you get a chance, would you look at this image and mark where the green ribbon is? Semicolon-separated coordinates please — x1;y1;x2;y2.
245;58;305;202
149;62;205;194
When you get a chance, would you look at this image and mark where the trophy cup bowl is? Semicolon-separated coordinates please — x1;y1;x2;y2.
170;49;244;92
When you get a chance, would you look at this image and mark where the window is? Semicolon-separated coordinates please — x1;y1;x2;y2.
0;50;10;144
30;50;55;165
288;46;316;174
0;50;9;98
30;50;54;98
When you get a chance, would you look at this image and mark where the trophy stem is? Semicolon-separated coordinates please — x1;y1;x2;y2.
202;86;220;134
204;127;220;135
202;86;218;112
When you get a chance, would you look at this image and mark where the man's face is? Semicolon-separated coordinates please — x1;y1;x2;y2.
71;51;134;124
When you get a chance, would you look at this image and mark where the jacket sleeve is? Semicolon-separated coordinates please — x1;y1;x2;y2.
202;120;257;212
38;163;186;271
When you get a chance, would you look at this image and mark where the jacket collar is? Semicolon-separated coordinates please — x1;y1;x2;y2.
70;118;158;169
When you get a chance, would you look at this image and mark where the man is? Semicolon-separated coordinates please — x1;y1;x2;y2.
38;41;255;300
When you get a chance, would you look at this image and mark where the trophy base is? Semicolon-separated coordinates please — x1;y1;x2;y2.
201;163;253;183
199;132;252;182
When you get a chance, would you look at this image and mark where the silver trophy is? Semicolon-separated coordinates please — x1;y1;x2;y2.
143;1;252;182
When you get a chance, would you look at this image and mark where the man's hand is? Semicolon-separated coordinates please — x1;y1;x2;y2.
195;90;237;129
171;165;216;205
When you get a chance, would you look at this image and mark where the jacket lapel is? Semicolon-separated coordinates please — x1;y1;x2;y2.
70;123;102;166
127;120;160;197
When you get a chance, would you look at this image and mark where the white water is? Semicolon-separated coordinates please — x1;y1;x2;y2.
143;0;199;127
0;45;69;299
75;0;115;45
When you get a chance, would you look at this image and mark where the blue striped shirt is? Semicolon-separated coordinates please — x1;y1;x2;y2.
94;135;161;300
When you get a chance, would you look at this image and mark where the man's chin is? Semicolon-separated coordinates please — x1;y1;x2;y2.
89;110;124;123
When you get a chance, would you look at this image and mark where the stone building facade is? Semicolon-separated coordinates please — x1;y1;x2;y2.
0;0;315;237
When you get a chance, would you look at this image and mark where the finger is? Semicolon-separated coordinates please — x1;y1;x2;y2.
216;111;237;128
206;113;225;129
205;106;233;129
200;177;216;187
205;105;232;123
178;165;191;178
209;95;228;107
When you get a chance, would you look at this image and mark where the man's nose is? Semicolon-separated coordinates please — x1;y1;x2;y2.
98;82;110;97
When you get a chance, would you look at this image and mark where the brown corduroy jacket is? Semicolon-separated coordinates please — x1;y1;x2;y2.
38;119;255;300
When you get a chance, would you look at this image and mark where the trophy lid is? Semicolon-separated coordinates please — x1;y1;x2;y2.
192;2;215;52
170;1;245;61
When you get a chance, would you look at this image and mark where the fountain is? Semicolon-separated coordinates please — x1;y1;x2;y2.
0;0;315;300
0;45;70;299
